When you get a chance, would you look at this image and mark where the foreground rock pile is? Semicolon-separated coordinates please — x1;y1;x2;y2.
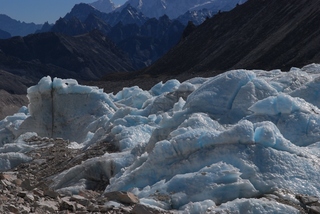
0;136;172;214
1;136;320;213
0;170;171;213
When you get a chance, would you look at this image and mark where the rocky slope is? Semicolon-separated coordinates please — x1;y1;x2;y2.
0;136;172;213
48;4;185;70
0;30;135;81
0;70;33;119
142;0;320;76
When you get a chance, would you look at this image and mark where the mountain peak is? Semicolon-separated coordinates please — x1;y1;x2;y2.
64;3;97;22
118;0;246;19
90;0;117;13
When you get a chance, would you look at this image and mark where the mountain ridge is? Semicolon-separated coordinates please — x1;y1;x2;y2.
0;14;42;37
45;4;185;70
142;0;320;76
0;30;134;81
90;0;117;13
117;0;245;19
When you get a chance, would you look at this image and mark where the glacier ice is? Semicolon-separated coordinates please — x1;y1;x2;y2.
2;65;320;212
210;198;300;214
18;77;117;143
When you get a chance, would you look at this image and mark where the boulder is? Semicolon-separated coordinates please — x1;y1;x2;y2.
104;191;139;205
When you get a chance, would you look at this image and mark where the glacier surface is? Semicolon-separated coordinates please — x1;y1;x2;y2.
2;64;320;213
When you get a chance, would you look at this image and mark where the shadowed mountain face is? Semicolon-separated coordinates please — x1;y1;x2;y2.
0;29;11;39
108;15;186;68
119;0;245;19
0;70;33;119
0;30;135;81
142;0;320;76
48;4;186;70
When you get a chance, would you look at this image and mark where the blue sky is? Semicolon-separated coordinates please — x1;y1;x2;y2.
0;0;126;24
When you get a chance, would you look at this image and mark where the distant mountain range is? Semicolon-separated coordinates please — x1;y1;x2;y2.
89;0;236;25
142;0;320;76
2;0;320;99
93;0;246;19
1;0;243;38
0;14;42;37
40;4;185;69
176;9;214;25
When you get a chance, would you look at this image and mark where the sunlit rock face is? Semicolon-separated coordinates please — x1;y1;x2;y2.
2;64;320;213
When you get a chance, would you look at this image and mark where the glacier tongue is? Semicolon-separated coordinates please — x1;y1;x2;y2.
2;65;320;212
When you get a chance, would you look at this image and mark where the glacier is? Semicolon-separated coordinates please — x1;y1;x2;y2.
2;64;320;213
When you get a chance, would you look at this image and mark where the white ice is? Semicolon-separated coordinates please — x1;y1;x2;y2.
2;65;320;212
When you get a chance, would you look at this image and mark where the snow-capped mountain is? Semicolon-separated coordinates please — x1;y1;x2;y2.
176;8;214;25
90;0;117;14
104;4;148;26
118;0;246;19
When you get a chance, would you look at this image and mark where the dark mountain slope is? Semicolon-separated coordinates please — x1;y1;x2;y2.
0;30;134;80
0;29;11;39
142;0;320;76
63;3;147;27
108;15;185;68
49;5;185;70
64;3;99;22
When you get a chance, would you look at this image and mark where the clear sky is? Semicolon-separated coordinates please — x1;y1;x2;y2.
0;0;127;24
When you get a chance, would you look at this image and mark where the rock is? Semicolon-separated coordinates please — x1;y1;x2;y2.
79;189;100;199
6;204;19;213
104;191;140;205
33;188;44;197
0;173;5;180
34;153;42;158
60;198;76;212
87;203;100;212
122;206;134;213
0;172;17;181
43;188;59;199
35;200;59;213
132;203;166;214
17;191;27;198
21;179;33;191
309;206;320;214
24;193;35;202
1;179;12;187
20;205;30;214
70;194;90;206
298;195;319;205
13;179;22;186
75;203;87;211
